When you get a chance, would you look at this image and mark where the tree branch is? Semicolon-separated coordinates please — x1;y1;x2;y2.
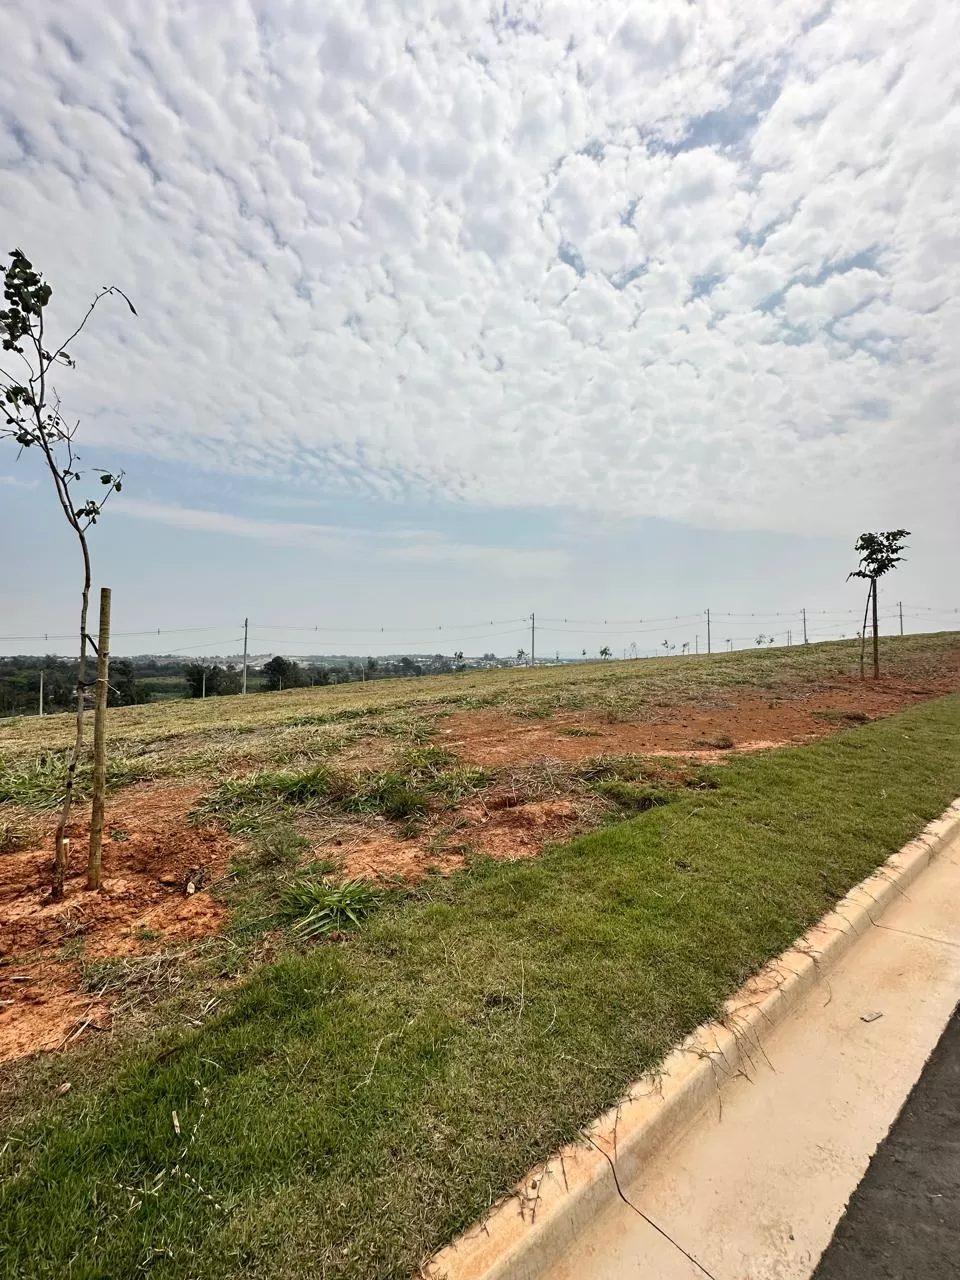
47;285;137;368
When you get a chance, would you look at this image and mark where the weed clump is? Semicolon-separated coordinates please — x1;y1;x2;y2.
0;752;138;809
0;754;71;808
0;813;39;853
193;766;349;833
251;825;311;869
576;754;648;784
595;781;673;813
693;735;736;750
280;876;380;940
194;747;493;833
812;709;872;725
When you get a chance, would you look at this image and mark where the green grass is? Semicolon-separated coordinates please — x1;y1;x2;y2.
248;824;311;870
194;747;493;834
280;876;381;939
0;753;67;808
0;750;144;809
593;779;675;812
2;696;960;1280
212;825;335;940
192;765;351;833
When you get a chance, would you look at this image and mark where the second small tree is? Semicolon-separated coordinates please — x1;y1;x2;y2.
848;530;910;679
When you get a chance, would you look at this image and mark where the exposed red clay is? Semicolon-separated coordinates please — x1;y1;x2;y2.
438;675;956;768
0;782;233;1063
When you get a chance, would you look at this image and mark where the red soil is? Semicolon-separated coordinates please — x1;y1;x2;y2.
0;783;233;1063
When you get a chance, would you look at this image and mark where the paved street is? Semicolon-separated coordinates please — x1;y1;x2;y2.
813;1001;960;1280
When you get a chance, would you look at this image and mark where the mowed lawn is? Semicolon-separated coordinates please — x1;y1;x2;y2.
2;695;960;1279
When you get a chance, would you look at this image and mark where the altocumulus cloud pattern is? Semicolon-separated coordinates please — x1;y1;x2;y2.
1;0;958;536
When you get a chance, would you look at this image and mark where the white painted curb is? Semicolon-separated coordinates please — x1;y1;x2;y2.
423;800;960;1280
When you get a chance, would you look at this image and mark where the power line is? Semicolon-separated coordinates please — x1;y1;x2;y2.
0;625;228;643
2;606;956;651
538;612;705;626
0;619;531;644
159;638;245;656
244;627;531;651
249;617;528;634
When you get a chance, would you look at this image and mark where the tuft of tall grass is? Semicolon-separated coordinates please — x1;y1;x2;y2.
0;813;40;853
0;754;69;809
0;752;141;810
280;877;380;940
195;751;494;832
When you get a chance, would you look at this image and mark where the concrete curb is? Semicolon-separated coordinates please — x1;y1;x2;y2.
424;800;960;1280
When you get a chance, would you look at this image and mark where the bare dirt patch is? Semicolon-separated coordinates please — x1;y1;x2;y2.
308;767;602;887
0;782;234;1063
463;797;582;860
0;962;109;1063
439;675;956;768
337;832;466;882
321;798;586;882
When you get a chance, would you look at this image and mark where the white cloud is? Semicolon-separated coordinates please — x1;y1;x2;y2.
112;498;566;578
783;267;885;330
0;0;957;541
111;499;347;546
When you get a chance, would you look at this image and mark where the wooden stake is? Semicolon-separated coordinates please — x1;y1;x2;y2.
87;587;112;891
871;578;880;680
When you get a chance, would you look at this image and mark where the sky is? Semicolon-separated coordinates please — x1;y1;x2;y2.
1;0;958;660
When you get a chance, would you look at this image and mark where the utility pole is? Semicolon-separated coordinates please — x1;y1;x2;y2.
241;617;248;694
787;629;792;646
695;635;699;655
530;612;535;667
899;601;904;636
201;668;206;700
88;587;112;891
802;608;808;645
38;669;44;717
706;608;711;655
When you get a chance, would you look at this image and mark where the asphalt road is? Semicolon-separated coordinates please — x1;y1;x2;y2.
812;1000;960;1279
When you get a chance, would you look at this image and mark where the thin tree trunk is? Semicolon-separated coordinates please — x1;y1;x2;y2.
52;534;92;900
859;584;871;681
11;281;128;901
872;578;880;679
88;587;111;890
